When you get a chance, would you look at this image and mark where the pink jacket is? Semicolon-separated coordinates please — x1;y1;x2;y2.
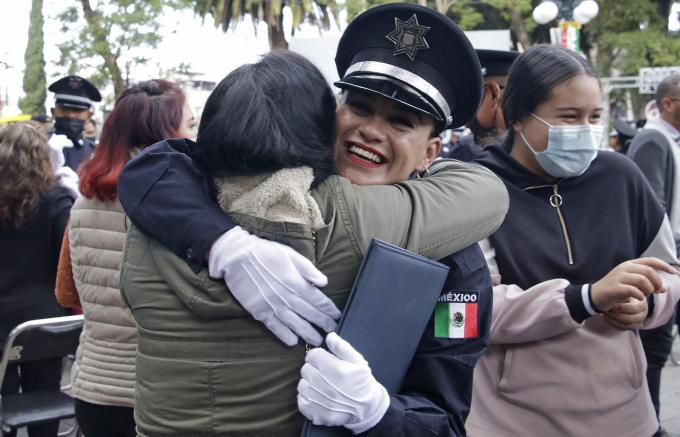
466;245;680;437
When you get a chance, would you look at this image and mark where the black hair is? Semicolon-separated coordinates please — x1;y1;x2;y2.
501;45;599;150
192;50;336;188
655;74;680;113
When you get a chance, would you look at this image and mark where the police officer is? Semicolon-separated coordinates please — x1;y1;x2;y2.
48;75;101;171
445;49;519;161
118;4;497;435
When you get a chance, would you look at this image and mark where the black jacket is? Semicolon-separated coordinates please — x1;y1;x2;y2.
0;184;73;341
476;145;669;321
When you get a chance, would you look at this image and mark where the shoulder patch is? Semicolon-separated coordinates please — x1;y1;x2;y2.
434;290;479;339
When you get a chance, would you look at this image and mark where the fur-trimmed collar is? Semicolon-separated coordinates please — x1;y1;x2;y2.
213;167;325;230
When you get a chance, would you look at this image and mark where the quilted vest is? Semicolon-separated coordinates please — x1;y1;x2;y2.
68;196;136;407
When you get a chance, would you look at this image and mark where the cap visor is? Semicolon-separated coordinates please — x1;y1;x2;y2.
335;75;442;122
56;100;91;110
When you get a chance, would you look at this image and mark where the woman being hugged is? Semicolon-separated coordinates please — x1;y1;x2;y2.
467;45;680;437
55;79;196;437
120;49;508;437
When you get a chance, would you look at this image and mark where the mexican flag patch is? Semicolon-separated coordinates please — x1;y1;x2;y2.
434;290;479;339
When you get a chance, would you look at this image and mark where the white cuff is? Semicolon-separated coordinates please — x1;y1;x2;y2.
581;284;598;315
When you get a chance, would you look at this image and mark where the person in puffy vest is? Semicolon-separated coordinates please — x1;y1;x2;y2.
55;79;196;437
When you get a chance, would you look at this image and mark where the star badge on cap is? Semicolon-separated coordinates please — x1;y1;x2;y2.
68;77;82;90
385;14;430;62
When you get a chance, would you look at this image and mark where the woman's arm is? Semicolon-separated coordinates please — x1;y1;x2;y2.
118;139;338;346
118;139;236;272
484;235;676;344
327;159;509;262
55;228;81;308
365;245;492;437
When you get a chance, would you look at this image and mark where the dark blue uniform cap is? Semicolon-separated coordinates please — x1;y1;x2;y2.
48;75;102;109
335;3;482;129
613;118;637;138
476;49;519;77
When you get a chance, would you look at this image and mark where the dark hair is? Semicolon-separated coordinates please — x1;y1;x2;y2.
192;50;336;188
501;45;599;149
79;79;186;201
655;74;680;112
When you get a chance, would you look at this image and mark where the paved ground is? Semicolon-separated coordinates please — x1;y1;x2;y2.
15;329;680;437
660;328;680;436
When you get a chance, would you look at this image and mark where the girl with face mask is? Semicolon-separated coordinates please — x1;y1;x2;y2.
467;45;680;437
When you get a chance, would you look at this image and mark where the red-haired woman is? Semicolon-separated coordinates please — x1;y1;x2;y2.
55;79;195;437
0;122;73;437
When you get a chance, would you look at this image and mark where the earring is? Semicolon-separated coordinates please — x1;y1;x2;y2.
417;167;432;178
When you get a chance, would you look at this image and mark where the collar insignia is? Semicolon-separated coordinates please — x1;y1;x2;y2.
385;14;430;62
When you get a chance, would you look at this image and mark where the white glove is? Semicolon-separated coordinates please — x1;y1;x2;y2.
208;226;341;347
48;134;73;171
48;134;80;198
297;332;390;434
55;165;80;199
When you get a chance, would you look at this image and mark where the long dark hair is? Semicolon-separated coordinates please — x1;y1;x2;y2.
502;45;599;150
79;79;186;201
192;50;336;188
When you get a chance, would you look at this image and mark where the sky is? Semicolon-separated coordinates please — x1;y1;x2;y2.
0;0;345;115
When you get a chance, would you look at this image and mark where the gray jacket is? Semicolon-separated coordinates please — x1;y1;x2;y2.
628;118;680;250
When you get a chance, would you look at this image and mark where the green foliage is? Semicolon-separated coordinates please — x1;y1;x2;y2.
56;0;191;97
448;2;483;30
196;0;340;47
588;0;680;76
342;0;401;23
344;0;535;49
19;0;46;115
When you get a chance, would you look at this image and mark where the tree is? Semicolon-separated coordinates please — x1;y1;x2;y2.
196;0;340;49
344;0;535;50
56;0;189;99
19;0;46;115
446;0;536;49
587;0;680;76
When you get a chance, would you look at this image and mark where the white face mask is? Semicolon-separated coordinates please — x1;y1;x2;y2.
520;113;604;178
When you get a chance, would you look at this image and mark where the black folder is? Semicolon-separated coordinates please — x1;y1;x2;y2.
301;239;450;437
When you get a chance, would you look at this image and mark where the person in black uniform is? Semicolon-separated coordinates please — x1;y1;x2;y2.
48;75;101;171
445;49;518;161
118;4;500;435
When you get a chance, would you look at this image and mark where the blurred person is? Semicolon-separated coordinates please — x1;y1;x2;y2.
439;129;461;157
48;75;101;172
83;118;97;144
54;79;195;437
609;118;637;154
119;6;509;435
0;122;74;437
444;50;519;161
627;73;680;437
466;45;680;437
30;114;52;136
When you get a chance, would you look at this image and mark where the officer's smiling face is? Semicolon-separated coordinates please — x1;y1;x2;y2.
334;90;441;186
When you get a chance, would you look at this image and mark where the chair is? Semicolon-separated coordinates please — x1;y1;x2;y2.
0;315;83;436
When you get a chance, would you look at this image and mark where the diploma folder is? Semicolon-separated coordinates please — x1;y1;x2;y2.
301;239;449;437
